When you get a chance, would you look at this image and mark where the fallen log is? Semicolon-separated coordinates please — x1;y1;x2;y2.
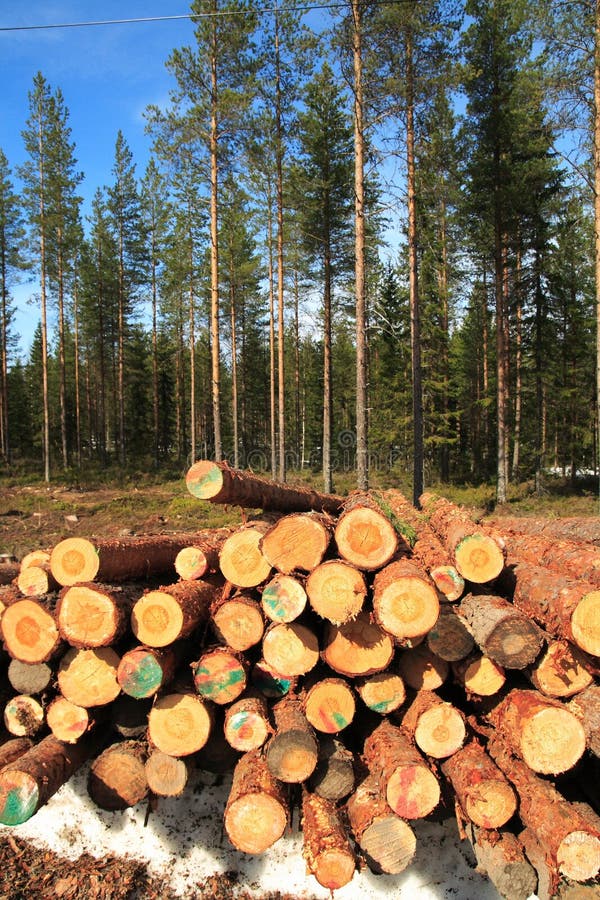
301;788;356;890
131;578;218;647
262;621;320;677
3;694;44;738
0;736;34;771
372;559;440;642
452;652;506;698
485;515;600;546
456;593;543;669
260;512;333;574
46;697;99;743
16;563;58;598
334;492;399;571
147;690;212;757
354;670;406;716
567;684;600;758
265;694;318;783
1;597;62;664
57;646;121;708
345;769;417;875
489;688;586;775
306;559;367;625
117;645;178;699
0;561;19;586
322;610;395;678
173;528;233;580
397;643;449;691
499;530;600;587
56;582;138;648
399;690;466;760
88;740;148;811
186;459;343;514
219;524;273;588
223;748;289;854
251;657;296;699
307;736;355;801
441;740;517;829
261;574;307;624
7;659;52;695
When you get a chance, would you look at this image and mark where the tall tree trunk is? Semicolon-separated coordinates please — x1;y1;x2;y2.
229;250;239;469
352;0;369;491
512;245;522;482
405;26;423;506
323;248;333;494
0;251;9;463
189;227;196;466
73;268;81;467
482;265;490;475
275;12;286;482
595;0;600;497
293;262;301;468
494;179;508;504
57;237;68;469
117;220;126;467
209;6;222;462
267;184;277;478
151;227;159;467
534;247;544;493
439;195;450;483
37;117;50;483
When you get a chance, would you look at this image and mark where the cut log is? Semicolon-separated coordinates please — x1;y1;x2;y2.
46;697;95;744
224;692;272;752
488;735;600;882
1;597;62;664
0;584;21;613
490;688;586;775
322;611;395;678
354;670;406;716
528;641;594;699
56;582;138;648
131;578;218;647
465;824;537;900
382;489;465;600
372;559;440;641
20;549;51;570
16;564;58;598
3;695;44;738
192;646;247;705
111;695;153;739
262;621;319;677
261;574;307;624
306;560;367;625
421;492;505;583
147;691;212;757
486;515;600;546
0;736;34;771
251;658;296;699
397;644;449;691
363;719;440;820
224;748;289;854
117;645;177;699
499;530;600;587
173;528;233;580
186;459;343;514
456;593;543;669
145;749;189;798
265;695;318;783
508;561;600;657
260;512;332;574
441;740;517;828
346;770;416;875
88;740;148;811
334;492;399;571
301;788;356;890
195;707;240;774
567;684;600;758
49;533;199;586
0;732;102;825
210;592;264;651
303;677;356;734
7;659;52;695
57;646;121;708
307;736;355;801
219;525;272;588
426;605;476;662
452;652;506;697
0;561;19;586
399;690;466;760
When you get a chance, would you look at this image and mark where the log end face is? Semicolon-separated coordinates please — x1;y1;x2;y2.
50;537;98;586
430;565;465;601
174;547;208;581
521;707;586;774
312;848;356;890
414;705;466;759
454;533;504;584
131;591;183;648
386;764;440;820
335;509;398;571
375;578;439;641
225;710;269;752
117;649;164;699
0;770;39;825
185;460;224;500
359;816;417;875
225;793;287;854
557;831;600;882
465;780;517;829
571;591;600;657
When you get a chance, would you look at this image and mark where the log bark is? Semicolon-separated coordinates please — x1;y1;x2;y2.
131;578;218;647
486;515;600;546
303;677;356;734
372;559;439;641
441;740;517;828
426;605;475;662
488;735;600;882
3;695;44;737
117;645;178;699
145;749;189;798
186;459;343;514
49;533;201;586
500;530;600;587
261;574;307;624
490;688;586;775
262;621;319;677
210;592;264;651
306;560;367;625
88;740;148;811
528;641;594;699
57;646;121;708
421;492;505;583
334;492;399;571
354;670;406;716
265;694;318;784
399;690;466;760
7;659;52;695
0;736;34;771
508;561;600;657
147;691;212;757
465;824;537;900
322;610;395;677
259;512;332;574
397;644;449;691
173;528;233;580
345;770;417;875
0;561;19;586
307;736;355;801
1;597;62;664
16;563;58;598
218;525;273;588
567;684;600;757
456;593;543;669
192;645;247;705
363;719;440;819
301;788;356;890
0;732;103;825
56;582;138;648
224;748;289;854
224;692;272;752
452;652;506;698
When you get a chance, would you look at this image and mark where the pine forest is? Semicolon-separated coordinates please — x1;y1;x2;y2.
1;0;599;505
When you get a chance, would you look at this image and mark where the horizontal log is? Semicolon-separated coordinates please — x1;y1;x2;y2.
260;512;333;574
441;740;517;828
456;592;543;669
1;597;62;664
224;748;289;854
334;492;399;571
301;788;356;890
346;770;417;875
88;740;148;811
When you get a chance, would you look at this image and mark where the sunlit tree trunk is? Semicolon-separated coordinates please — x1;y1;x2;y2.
209;6;222;461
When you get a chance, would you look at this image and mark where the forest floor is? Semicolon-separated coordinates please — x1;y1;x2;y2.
0;469;598;899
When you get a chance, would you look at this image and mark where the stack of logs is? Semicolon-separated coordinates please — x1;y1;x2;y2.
0;459;599;899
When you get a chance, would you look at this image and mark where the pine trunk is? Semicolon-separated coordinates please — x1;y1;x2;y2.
465;824;537;900
147;691;212;758
259;512;332;575
306;560;367;625
210;593;264;652
308;736;355;801
57;646;121;708
567;684;600;757
1;598;62;664
56;582;138;648
426;605;475;662
399;690;466;760
192;645;247;706
372;558;440;642
322;610;394;677
334;493;399;571
262;621;320;678
224;692;272;753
